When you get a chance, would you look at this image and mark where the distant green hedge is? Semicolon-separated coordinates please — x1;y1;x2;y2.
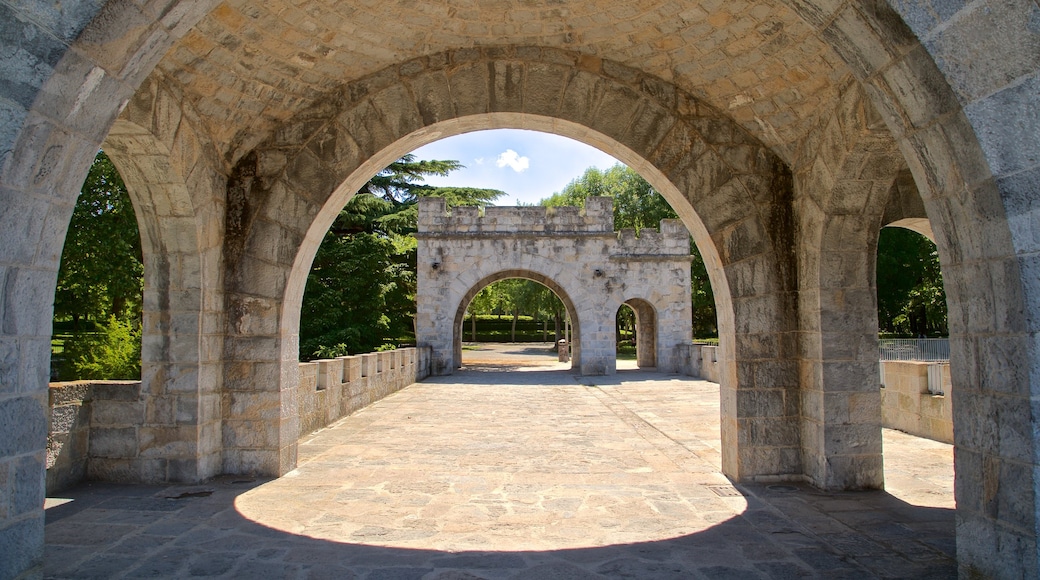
460;318;560;342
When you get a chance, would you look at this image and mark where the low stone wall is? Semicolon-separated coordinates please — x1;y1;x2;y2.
680;346;953;444
48;381;146;492
46;347;430;493
879;361;953;444
679;344;720;383
297;348;431;436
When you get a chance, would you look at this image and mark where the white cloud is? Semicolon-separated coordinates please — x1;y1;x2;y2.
496;149;530;172
473;157;485;165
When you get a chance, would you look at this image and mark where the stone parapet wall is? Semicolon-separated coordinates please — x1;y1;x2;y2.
418;197;689;258
297;347;431;437
47;382;97;494
417;197;692;375
47;381;148;492
678;344;722;383
45;348;430;493
419;197;614;234
879;361;953;444
613;221;690;257
681;348;953;444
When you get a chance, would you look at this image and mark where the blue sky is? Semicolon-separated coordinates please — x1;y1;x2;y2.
410;129;622;205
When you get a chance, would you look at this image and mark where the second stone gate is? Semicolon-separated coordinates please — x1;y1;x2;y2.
415;197;692;376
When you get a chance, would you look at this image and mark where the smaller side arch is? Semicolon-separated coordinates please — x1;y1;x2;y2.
451;271;582;372
621;298;657;369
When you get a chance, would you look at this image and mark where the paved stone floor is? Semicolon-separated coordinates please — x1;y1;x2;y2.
44;357;956;579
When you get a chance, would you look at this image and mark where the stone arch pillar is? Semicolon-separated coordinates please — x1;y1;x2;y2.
623;298;657;369
99;76;226;483
0;3;1036;580
450;271;582;372
790;2;1040;574
794;84;904;490
0;2;218;574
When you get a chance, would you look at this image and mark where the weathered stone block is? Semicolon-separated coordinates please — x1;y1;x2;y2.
0;510;43;580
91;400;145;427
92;381;141;402
89;427;138;459
0;396;47;458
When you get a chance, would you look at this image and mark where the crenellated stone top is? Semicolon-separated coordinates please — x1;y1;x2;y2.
417;197;689;257
419;196;614;234
613;220;690;256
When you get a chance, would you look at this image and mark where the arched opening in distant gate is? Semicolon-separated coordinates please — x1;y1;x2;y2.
453;270;581;373
618;299;657;370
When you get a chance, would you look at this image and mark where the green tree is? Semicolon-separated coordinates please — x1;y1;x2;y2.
540;165;673;231
464;280;565;343
466;285;500;341
55;151;143;328
300;156;504;359
876;227;948;336
54;151;144;380
62;316;142;380
494;279;553;342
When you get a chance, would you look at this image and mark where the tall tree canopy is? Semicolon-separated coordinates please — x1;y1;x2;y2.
876;227;948;336
465;279;567;343
300;155;504;359
54;151;144;380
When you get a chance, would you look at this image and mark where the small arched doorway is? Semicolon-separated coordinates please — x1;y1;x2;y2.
619;298;657;369
453;270;582;373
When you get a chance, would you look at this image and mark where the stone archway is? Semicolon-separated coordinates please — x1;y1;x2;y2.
225;49;790;485
2;2;1039;578
98;76;228;484
450;270;582;373
622;298;658;369
415;196;692;376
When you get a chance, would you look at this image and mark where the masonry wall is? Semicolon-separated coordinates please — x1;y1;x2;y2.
417;197;693;376
682;346;953;444
879;362;953;444
45;348;430;494
296;348;430;436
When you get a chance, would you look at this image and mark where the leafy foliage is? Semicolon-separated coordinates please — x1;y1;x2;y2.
53;151;144;380
62;316;142;379
299;156;504;359
539;164;675;231
464;279;566;343
300;229;397;358
876;228;948;336
55;151;143;327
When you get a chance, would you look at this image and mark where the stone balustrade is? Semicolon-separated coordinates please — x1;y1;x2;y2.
46;347;430;494
681;344;953;444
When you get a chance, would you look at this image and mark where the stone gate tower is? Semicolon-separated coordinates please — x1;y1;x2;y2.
416;197;693;376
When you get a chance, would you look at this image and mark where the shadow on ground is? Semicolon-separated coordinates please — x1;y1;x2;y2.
44;366;956;579
44;477;954;579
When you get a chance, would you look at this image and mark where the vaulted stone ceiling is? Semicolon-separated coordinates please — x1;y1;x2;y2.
150;0;853;167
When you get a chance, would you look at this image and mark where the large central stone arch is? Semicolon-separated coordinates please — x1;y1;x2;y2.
2;2;1039;577
450;269;584;372
224;47;796;484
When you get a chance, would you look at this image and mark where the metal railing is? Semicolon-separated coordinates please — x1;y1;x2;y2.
878;338;950;362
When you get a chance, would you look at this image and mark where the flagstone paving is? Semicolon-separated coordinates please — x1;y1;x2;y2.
44;364;955;579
